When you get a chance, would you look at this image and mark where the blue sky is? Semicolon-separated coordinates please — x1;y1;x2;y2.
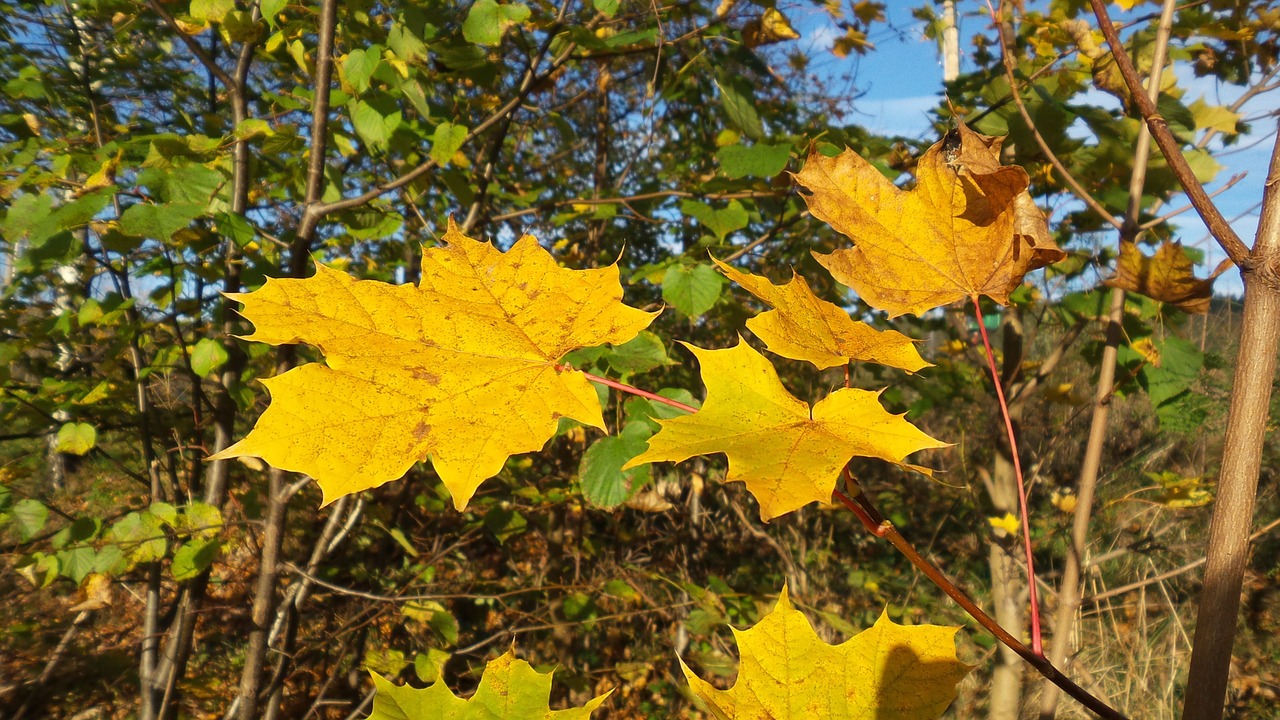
792;2;1276;297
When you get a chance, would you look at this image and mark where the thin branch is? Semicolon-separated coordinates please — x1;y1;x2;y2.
145;0;237;92
1140;172;1246;230
299;34;580;237
995;3;1123;231
1088;0;1253;266
830;488;1127;719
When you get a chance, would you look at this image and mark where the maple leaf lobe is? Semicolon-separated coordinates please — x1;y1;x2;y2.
211;220;656;509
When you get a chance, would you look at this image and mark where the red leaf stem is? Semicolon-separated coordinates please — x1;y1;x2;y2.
971;295;1043;657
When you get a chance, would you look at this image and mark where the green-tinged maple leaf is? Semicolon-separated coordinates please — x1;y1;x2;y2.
712;258;928;372
682;586;971;719
794;122;1064;317
368;650;611;719
211;219;656;509
624;340;946;520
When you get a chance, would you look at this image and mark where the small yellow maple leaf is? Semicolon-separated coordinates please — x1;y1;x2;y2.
624;340;947;521
211;219;656;509
988;512;1020;537
369;650;611;719
743;8;800;49
712;257;929;372
1104;240;1230;315
794;122;1064;317
682;585;971;719
1051;490;1077;513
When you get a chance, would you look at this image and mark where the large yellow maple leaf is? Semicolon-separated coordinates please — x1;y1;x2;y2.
712;257;928;372
369;650;611;719
794;123;1065;317
682;586;971;719
1104;240;1230;315
623;340;946;520
211;220;656;508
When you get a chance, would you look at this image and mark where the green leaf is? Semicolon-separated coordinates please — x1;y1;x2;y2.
190;338;229;378
149;502;179;526
120;202;203;241
351;101;399;151
171;538;220;581
260;0;288;26
181;501;224;539
662;263;725;317
483;507;527;544
57;546;97;583
715;76;764;140
580;422;654;508
56;422;97;455
593;0;619;16
1141;336;1203;407
603;331;671;375
214;211;255;246
680;199;748;239
414;649;450;684
623;388;699;431
11;499;49;541
107;511;168;563
389;23;429;64
463;0;531;46
365;649;410;677
343;48;381;94
136;165;224;204
94;544;128;575
430;122;469;166
190;0;234;23
717;143;790;178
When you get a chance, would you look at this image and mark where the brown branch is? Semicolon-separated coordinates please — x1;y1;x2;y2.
145;0;237;92
996;3;1123;232
1140;172;1245;230
831;488;1128;719
1088;0;1253;266
298;35;579;238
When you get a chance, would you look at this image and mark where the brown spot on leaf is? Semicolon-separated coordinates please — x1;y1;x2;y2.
413;421;432;441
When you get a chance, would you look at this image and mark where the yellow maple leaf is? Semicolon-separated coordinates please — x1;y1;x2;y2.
211;219;656;508
682;586;971;719
712;257;928;372
987;512;1020;537
369;650;611;719
624;340;946;521
743;8;800;49
1104;240;1230;315
794;122;1065;317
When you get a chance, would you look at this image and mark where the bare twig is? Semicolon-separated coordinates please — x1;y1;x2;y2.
1088;0;1252;266
995;3;1123;232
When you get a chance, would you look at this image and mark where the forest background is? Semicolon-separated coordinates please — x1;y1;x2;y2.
1;0;1279;718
